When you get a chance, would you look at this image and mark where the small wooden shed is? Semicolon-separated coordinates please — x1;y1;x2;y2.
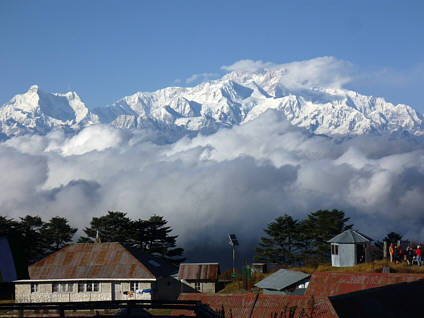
254;269;310;295
328;229;372;267
178;263;220;293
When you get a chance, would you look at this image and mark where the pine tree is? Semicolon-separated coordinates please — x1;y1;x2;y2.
79;212;185;265
15;215;46;264
78;211;132;243
254;214;302;265
301;209;352;264
384;232;402;244
41;216;77;253
135;215;185;265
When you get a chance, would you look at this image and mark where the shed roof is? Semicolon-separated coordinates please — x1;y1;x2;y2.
305;271;424;297
28;242;177;280
255;269;310;291
327;229;372;244
178;263;220;281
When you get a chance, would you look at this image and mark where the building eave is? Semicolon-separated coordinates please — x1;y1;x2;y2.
14;278;157;283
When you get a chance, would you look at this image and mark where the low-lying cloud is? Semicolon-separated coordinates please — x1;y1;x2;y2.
2;111;424;266
221;57;354;89
220;57;424;111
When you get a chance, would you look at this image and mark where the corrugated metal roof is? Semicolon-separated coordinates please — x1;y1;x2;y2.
305;271;424;297
178;263;220;281
328;230;372;243
251;294;338;318
255;269;310;291
172;293;338;318
29;242;177;280
173;293;257;318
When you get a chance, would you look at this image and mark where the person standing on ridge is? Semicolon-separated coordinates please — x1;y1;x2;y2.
416;245;422;266
389;242;394;263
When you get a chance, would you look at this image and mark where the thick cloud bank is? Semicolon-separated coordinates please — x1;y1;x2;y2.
2;112;424;265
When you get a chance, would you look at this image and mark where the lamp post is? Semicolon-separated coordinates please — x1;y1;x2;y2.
228;234;239;280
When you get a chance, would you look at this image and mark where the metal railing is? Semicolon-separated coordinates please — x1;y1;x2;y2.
0;299;220;317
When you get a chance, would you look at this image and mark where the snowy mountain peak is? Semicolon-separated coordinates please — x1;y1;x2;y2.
1;72;424;139
28;84;39;92
0;85;90;138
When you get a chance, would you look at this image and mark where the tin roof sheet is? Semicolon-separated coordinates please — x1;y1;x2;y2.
305;271;424;297
172;293;338;318
251;294;338;318
173;293;257;318
29;242;177;280
255;269;310;291
178;263;220;281
328;230;372;244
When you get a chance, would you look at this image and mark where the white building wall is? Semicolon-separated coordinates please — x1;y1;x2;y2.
339;244;357;267
180;280;217;293
15;281;154;303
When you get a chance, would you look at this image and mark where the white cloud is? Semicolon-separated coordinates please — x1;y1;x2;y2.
280;56;354;89
221;57;354;90
185;72;219;84
221;59;276;73
2;112;424;264
47;125;124;156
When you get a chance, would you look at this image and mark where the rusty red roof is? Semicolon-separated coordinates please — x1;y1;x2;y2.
178;263;220;281
173;293;338;318
173;293;257;318
305;271;424;297
251;294;338;318
29;242;177;280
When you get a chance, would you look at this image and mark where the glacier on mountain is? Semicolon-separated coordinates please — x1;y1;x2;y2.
1;69;423;140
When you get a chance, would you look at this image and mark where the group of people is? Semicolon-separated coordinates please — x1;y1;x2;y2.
389;243;422;265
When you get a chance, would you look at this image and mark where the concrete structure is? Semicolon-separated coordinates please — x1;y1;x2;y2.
14;242;180;303
328;229;372;267
178;263;220;293
254;269;310;295
247;263;279;274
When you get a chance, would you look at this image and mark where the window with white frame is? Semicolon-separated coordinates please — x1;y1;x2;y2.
77;282;100;292
53;283;74;293
130;282;139;292
31;283;39;293
194;282;201;292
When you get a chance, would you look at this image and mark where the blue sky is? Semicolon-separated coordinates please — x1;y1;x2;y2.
1;0;423;110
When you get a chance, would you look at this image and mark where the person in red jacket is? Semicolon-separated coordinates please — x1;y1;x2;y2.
416;245;422;266
389;243;394;263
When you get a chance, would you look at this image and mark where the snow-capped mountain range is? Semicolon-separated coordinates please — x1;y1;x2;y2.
1;69;423;140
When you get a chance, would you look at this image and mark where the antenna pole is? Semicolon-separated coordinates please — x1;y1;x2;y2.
233;246;236;279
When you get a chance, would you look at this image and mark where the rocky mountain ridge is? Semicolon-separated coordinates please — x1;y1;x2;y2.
1;69;423;140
